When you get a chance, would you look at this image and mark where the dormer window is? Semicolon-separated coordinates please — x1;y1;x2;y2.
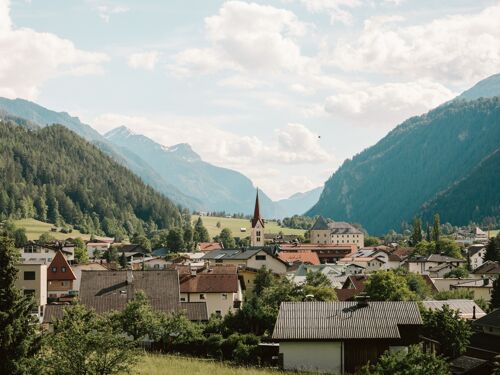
61;267;67;272
52;267;57;272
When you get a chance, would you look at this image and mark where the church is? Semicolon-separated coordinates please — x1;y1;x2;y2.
250;189;265;247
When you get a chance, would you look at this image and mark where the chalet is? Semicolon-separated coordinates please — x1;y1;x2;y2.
310;216;364;248
406;254;466;275
15;263;47;317
201;248;288;274
272;301;422;374
335;274;368;301
79;270;208;321
178;266;243;316
130;256;169;270
421;300;486;320
278;243;356;263
47;251;76;299
21;240;74;263
467;244;486;271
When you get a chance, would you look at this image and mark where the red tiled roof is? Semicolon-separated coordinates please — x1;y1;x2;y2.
47;251;76;281
278;251;320;265
180;273;239;293
198;242;223;252
174;264;238;275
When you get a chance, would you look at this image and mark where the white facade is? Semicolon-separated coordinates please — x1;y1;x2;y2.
180;281;243;316
251;220;264;247
280;341;343;374
310;229;364;248
15;264;47;316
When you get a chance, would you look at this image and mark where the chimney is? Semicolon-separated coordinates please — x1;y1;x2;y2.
126;269;134;285
190;267;197;277
472;305;476;320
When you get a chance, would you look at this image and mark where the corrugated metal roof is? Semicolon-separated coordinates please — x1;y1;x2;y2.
272;301;422;340
43;304;65;324
181;302;208;321
422;300;486;319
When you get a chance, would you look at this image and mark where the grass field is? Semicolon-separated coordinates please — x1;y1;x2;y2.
13;218;92;241
134;354;300;375
490;229;499;238
192;215;306;239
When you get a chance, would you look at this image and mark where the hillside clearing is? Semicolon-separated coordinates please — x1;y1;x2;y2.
13;218;92;241
192;215;306;239
134;354;302;375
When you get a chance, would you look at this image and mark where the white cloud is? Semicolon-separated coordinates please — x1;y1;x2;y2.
96;4;129;23
328;5;500;85
325;80;455;126
217;75;266;89
299;0;362;25
128;51;159;70
0;0;108;99
169;1;310;77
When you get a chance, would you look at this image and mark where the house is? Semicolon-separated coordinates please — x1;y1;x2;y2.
278;251;320;266
197;242;223;252
406;254;466;275
278;243;356;264
250;189;265;247
85;240;111;258
290;264;347;289
72;262;107;291
265;233;300;244
337;249;386;272
468;245;486;271
451;279;494;301
15;263;47;317
201;248;288;274
466;309;500;368
47;251;77;299
473;261;500;278
310;216;364;248
421;300;486;320
115;243;149;255
178;266;243;316
130;256;170;270
272;301;422;374
79;270;208;321
21;240;75;263
335;274;368;301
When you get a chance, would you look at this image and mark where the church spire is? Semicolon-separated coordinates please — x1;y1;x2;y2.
251;188;264;228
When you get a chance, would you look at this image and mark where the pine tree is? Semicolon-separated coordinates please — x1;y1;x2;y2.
491;277;500;310
0;236;40;374
193;217;210;243
411;217;423;245
432;213;441;242
119;252;128;269
484;237;499;262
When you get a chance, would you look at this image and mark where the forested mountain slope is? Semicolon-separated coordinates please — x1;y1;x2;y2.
0;121;183;237
308;97;500;234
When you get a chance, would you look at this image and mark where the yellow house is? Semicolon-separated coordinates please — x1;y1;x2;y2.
15;263;47;316
451;279;494;301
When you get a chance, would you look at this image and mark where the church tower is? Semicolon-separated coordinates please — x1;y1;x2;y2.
250;189;265;247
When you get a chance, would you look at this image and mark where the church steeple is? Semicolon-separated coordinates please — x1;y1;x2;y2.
250;188;264;247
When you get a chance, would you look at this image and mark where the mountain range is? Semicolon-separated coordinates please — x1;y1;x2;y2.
0;98;319;218
308;74;500;234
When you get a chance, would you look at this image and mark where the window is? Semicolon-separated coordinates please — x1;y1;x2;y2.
255;255;266;261
180;297;186;302
24;271;36;280
24;289;35;297
215;259;223;264
52;267;57;272
61;267;67;273
256;231;261;236
215;310;222;316
222;293;228;300
256;237;260;242
199;294;206;300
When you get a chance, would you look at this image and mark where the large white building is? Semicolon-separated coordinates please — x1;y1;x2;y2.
310;216;364;248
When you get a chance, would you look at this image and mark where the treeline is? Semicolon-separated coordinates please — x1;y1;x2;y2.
0;121;183;237
281;215;317;230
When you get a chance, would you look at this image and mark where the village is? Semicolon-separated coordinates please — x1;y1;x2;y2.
9;190;500;375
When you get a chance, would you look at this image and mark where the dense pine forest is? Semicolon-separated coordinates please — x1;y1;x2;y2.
0;121;183;237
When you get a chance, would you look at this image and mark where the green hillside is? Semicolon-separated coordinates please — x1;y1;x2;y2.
0;121;182;237
308;96;500;234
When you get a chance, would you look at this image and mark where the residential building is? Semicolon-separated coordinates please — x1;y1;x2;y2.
310;216;364;248
115;243;149;255
451;279;494;301
197;242;223;252
473;261;500;278
85;239;111;258
466;309;500;368
335;274;368;301
421;300;486;320
337;249;387;272
15;263;47;316
250;189;265;247
468;244;486;271
278;243;356;263
278;251;320;266
21;240;74;263
72;262;107;291
47;251;76;299
290;264;347;289
79;270;208;321
272;301;422;374
202;248;288;274
406;254;466;275
178;266;243;316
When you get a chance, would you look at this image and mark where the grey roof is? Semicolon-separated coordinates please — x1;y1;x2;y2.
449;356;488;375
181;302;208;321
201;248;262;261
43;304;65;324
467;245;485;257
422;300;486;319
327;221;362;234
272;301;422;341
473;261;500;275
411;254;465;263
79;270;181;315
311;216;329;230
472;308;500;329
428;263;454;272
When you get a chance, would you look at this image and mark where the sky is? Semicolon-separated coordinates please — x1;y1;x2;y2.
1;0;500;200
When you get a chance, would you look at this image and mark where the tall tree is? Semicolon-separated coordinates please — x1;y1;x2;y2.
432;213;441;242
491;277;500;310
166;227;185;251
218;228;236;249
411;217;423;245
193;217;210;243
365;270;416;301
0;236;41;375
484;237;499;262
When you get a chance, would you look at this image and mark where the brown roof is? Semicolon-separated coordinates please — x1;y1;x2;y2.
198;242;223;252
335;288;360;301
180;273;239;293
173;264;238;275
473;261;500;275
279;243;356;252
278;251;320;265
43;304;66;324
391;247;415;258
342;275;368;291
180;302;209;321
79;270;181;314
47;251;76;281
